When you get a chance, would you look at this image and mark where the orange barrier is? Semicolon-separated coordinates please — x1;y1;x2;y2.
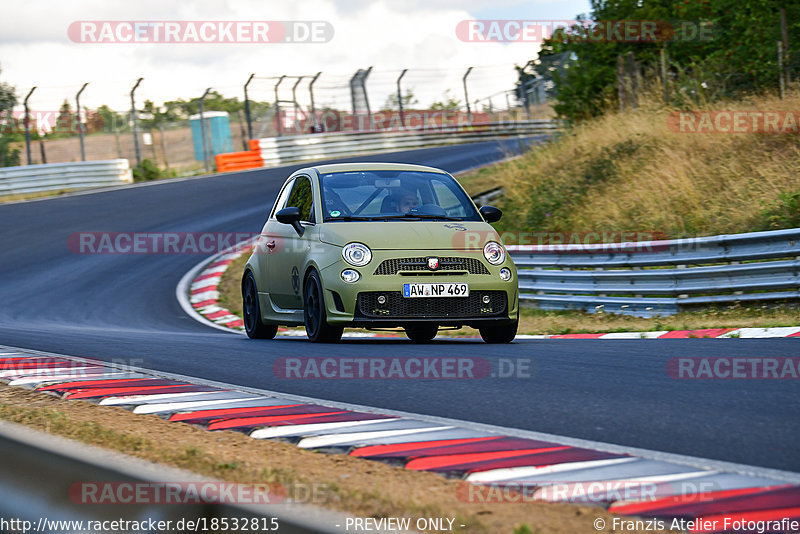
215;149;263;173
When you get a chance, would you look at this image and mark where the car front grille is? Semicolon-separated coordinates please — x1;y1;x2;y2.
373;256;490;275
356;291;507;318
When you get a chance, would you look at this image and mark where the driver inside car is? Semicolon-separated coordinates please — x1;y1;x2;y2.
385;188;420;214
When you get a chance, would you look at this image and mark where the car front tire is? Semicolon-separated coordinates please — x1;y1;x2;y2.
242;272;278;339
303;270;344;343
479;320;518;344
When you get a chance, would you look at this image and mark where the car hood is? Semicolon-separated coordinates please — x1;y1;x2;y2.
319;221;501;251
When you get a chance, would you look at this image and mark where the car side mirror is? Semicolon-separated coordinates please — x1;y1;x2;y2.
276;207;305;236
479;205;502;223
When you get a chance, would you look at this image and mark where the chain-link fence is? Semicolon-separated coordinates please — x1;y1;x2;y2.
1;64;554;176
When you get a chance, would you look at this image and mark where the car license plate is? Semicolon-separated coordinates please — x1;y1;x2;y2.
403;283;469;298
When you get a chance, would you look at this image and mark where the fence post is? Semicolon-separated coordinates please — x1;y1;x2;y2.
780;7;791;84
243;73;255;143
309;72;321;131
660;47;669;104
76;82;88;161
396;69;408;128
197;87;211;173
291;76;304;133
361;66;372;130
627;52;638;109
130;78;143;167
23;87;36;165
462;67;473;119
778;41;785;99
617;55;626;111
274;75;286;136
158;124;169;171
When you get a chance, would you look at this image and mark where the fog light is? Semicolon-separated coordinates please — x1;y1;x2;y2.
341;269;360;283
482;295;491;304
377;295;386;305
499;267;512;281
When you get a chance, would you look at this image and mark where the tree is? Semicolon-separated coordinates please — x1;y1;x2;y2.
96;105;127;133
381;88;419;111
538;0;800;123
50;99;79;138
0;65;19;167
430;90;461;111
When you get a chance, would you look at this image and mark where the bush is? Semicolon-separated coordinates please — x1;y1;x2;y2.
132;158;162;181
758;191;800;230
0;136;20;167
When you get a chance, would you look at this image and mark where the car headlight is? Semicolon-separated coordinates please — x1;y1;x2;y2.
483;241;506;265
342;242;372;267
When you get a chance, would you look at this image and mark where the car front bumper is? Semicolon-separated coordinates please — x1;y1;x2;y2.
318;249;518;328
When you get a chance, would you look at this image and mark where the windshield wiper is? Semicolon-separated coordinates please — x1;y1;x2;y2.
415;214;464;221
379;213;464;221
325;215;379;221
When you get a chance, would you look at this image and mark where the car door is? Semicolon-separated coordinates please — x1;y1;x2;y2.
267;174;318;310
256;177;294;302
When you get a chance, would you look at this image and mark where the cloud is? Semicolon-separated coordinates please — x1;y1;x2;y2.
0;0;586;110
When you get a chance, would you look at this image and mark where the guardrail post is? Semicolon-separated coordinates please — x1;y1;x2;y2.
76;82;88;162
130;78;143;166
462;67;473;120
23;87;36;165
198;88;212;173
396;69;408;128
243;73;255;145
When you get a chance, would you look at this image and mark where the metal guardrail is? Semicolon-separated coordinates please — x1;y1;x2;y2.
471;186;504;207
0;159;133;196
256;120;558;166
506;228;800;317
0;420;348;533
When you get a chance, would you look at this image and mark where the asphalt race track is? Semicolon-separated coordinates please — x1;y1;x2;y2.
0;138;797;472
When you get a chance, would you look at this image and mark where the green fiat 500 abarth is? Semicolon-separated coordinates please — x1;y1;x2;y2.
241;163;518;343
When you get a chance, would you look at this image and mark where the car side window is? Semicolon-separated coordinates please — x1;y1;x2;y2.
286;176;315;223
431;179;468;217
269;178;295;220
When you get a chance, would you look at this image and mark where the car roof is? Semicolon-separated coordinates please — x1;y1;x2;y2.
308;162;449;175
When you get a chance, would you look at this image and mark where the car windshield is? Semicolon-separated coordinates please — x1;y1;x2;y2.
319;170;482;222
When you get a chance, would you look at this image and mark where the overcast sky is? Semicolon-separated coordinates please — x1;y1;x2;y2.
1;0;591;113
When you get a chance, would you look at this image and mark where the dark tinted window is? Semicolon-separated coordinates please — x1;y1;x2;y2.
270;178;295;219
286;176;315;223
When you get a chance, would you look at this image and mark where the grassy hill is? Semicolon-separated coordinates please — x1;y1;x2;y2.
466;92;800;240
